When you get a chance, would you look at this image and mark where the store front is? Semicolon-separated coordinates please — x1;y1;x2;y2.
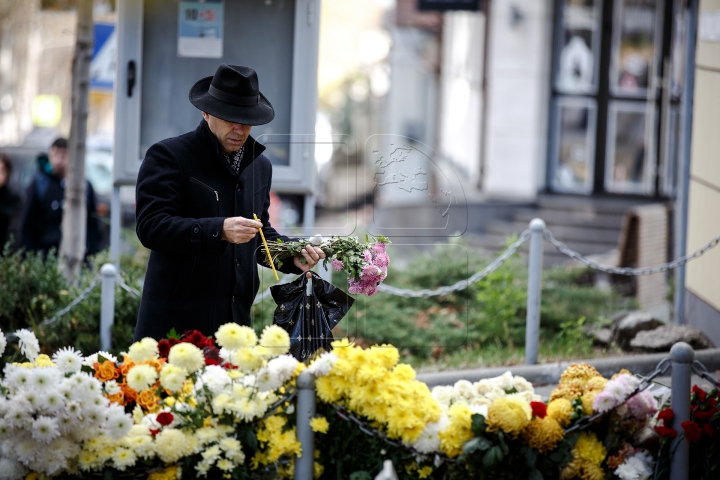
547;0;690;197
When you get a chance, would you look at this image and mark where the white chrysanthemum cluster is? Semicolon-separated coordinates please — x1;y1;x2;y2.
614;450;654;480
431;371;541;416
0;335;132;476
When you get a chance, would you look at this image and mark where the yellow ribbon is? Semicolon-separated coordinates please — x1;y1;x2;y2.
253;213;279;281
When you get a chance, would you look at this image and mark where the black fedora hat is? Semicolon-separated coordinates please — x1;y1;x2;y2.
189;64;275;126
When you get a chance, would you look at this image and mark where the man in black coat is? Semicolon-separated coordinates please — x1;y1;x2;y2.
134;65;325;341
20;138;102;258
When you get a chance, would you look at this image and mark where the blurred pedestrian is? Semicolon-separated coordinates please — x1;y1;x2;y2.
20;138;102;258
134;64;325;341
0;153;21;253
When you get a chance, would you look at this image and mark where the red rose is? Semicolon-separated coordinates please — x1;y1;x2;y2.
156;412;174;426
530;401;547;419
692;385;707;402
681;421;702;442
702;423;716;438
657;408;674;424
654;426;678;439
693;407;717;423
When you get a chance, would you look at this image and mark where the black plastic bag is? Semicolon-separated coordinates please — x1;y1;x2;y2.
270;272;354;360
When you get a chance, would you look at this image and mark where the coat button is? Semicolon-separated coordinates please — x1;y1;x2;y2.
193;226;199;233
232;295;235;303
235;259;240;267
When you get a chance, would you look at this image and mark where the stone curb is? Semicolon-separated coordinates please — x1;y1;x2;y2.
416;348;720;388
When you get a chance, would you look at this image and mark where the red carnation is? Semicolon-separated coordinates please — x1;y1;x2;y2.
692;385;707;402
530;401;547;419
184;330;207;348
158;339;172;358
156;412;174;426
653;426;678;439
205;357;220;366
682;421;702;442
702;423;716;438
657;408;674;424
694;407;717;423
149;428;160;437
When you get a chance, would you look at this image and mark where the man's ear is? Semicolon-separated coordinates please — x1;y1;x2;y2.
201;111;209;121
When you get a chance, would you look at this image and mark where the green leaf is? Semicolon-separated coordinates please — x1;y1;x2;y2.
104;470;113;480
529;468;543;480
523;447;537;467
166;328;180;340
349;472;372;480
97;354;109;364
463;436;493;455
471;414;487;434
81;365;94;374
482;445;503;468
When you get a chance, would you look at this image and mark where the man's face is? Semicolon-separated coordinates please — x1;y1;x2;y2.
202;112;252;154
49;146;68;177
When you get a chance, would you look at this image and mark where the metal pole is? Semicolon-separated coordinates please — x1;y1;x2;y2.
100;263;117;351
110;185;121;264
674;0;699;325
294;370;316;480
525;218;545;365
669;341;694;480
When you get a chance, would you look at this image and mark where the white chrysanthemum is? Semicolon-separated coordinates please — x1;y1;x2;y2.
14;329;40;362
229;347;263;372
104;379;121;395
412;418;445;453
126;364;158;392
474;379;493;396
216;323;257;350
160;363;188;392
51;347;84;374
82;351;118;367
258;325;290;354
197;365;231;394
105;404;133;439
155;428;196;463
615;451;654;480
28;367;60;394
168;342;205;373
31;416;60;443
0;457;28;480
431;386;456;408
3;366;32;393
306;351;337;377
42;389;64;415
485;386;507;402
266;355;298;383
12;436;38;463
512;376;534;393
0;330;7;358
127;338;159;362
255;367;283;392
201;444;222;464
454;380;476;401
489;371;515;391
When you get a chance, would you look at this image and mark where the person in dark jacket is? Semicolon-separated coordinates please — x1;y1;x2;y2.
134;65;325;341
0;153;21;252
20;138;102;258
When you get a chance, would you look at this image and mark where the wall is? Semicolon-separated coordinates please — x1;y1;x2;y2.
482;0;554;200
685;0;720;343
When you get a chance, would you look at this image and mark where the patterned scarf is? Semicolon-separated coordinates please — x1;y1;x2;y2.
221;144;245;176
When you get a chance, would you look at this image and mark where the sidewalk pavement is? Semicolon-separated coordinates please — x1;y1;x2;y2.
416;348;720;390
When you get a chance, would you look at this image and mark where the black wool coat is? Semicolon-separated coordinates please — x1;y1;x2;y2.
134;120;302;341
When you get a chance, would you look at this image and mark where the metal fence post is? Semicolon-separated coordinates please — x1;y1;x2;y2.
670;342;694;480
525;218;545;365
100;263;117;351
295;370;316;480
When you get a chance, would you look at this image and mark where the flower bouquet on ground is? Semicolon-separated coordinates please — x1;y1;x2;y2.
264;234;391;296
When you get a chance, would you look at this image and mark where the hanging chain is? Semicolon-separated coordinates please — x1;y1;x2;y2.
545;230;720;276
691;360;720;390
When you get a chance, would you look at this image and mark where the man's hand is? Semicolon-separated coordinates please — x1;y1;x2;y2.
293;245;326;273
221;216;263;244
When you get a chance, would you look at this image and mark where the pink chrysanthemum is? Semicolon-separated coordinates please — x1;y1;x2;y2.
331;258;344;271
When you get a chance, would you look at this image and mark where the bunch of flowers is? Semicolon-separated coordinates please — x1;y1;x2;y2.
265;234;391;296
0;329;132;477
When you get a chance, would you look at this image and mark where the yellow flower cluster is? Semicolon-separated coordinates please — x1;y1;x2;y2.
14;353;55;369
147;466;181;480
560;432;607;480
309;417;329;434
438;404;474;458
486;395;532;438
550;363;606;416
314;339;440;444
522;417;565;453
252;414;302;477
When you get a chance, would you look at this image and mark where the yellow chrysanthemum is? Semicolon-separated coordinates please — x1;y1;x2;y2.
147;466;180;480
486;396;531;438
575;432;606;465
547;398;574;427
418;466;433;479
366;345;399;369
259;325;290;354
581;392;595;415
521;417;564;453
309;417;329;434
34;354;56;367
558;363;601;390
549;384;584;403
439;404;474;458
393;363;416;381
314;461;324;479
168;342;205;373
585;376;607;394
216;322;258;350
